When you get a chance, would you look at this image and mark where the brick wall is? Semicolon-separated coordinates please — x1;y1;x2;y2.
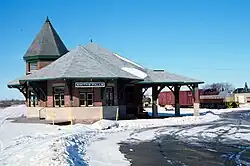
37;61;52;69
47;80;53;107
35;79;119;108
94;88;102;106
72;85;80;107
64;83;70;107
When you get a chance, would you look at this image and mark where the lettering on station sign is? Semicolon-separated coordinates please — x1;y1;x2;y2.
75;82;105;88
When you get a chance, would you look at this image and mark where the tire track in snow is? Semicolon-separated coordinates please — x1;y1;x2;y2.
0;125;95;166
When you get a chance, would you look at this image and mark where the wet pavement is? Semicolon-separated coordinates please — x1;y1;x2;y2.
120;136;237;166
221;110;250;123
120;110;250;166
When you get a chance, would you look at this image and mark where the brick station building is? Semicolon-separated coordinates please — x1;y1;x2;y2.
8;18;203;122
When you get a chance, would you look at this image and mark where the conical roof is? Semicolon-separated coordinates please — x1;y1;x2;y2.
23;17;68;60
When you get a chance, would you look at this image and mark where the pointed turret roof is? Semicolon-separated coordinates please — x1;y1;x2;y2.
23;17;68;60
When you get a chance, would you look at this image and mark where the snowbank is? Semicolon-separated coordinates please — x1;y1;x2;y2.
145;106;250;117
0;106;95;166
1;105;250;166
0;105;26;120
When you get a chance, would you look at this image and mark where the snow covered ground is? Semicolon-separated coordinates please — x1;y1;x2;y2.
145;106;250;117
0;105;250;165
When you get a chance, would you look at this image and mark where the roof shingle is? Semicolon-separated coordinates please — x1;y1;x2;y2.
19;45;143;81
140;70;203;84
9;43;203;86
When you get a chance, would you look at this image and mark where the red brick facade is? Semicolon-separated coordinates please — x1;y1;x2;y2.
28;79;112;108
37;61;53;69
94;88;102;106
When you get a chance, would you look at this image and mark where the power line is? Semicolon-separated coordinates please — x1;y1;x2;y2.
179;68;250;71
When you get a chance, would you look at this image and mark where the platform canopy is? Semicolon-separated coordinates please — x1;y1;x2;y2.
8;78;21;88
8;43;203;87
139;69;203;85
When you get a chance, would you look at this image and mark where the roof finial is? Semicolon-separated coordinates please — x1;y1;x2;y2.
90;38;93;43
45;16;50;22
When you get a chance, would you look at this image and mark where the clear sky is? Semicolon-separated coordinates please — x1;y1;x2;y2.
1;0;250;99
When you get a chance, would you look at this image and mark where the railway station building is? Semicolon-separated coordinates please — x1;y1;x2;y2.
8;18;203;122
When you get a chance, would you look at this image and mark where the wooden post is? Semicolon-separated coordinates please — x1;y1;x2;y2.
100;107;103;121
116;107;119;121
52;112;55;126
152;86;158;117
134;85;142;116
174;85;181;116
25;84;29;107
69;108;73;125
192;84;200;116
139;86;144;114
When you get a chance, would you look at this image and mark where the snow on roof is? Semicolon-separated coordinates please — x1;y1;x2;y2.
121;67;148;79
17;46;142;81
114;53;144;69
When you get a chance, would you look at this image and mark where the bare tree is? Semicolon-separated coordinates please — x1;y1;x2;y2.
203;82;234;92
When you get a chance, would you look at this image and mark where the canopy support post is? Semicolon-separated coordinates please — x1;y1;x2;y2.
174;85;181;116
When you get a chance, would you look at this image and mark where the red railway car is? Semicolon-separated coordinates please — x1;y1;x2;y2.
158;89;239;109
158;90;203;107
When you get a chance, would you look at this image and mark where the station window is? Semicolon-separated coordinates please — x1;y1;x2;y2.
79;88;93;107
87;93;93;106
29;92;38;107
53;87;64;107
80;93;86;106
106;87;114;106
29;62;38;72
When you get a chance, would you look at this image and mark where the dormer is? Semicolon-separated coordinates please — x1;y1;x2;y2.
23;17;68;75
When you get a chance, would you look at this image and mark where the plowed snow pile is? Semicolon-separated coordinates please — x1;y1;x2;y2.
0;105;249;166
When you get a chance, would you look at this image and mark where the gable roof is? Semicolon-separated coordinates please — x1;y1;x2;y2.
23;17;68;59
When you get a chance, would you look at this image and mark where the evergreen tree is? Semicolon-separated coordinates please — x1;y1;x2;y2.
245;82;249;92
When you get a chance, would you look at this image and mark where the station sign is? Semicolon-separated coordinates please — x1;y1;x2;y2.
75;82;105;88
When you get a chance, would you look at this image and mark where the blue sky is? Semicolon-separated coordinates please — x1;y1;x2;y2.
1;0;250;99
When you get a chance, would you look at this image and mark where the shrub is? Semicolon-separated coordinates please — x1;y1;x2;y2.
225;101;239;108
